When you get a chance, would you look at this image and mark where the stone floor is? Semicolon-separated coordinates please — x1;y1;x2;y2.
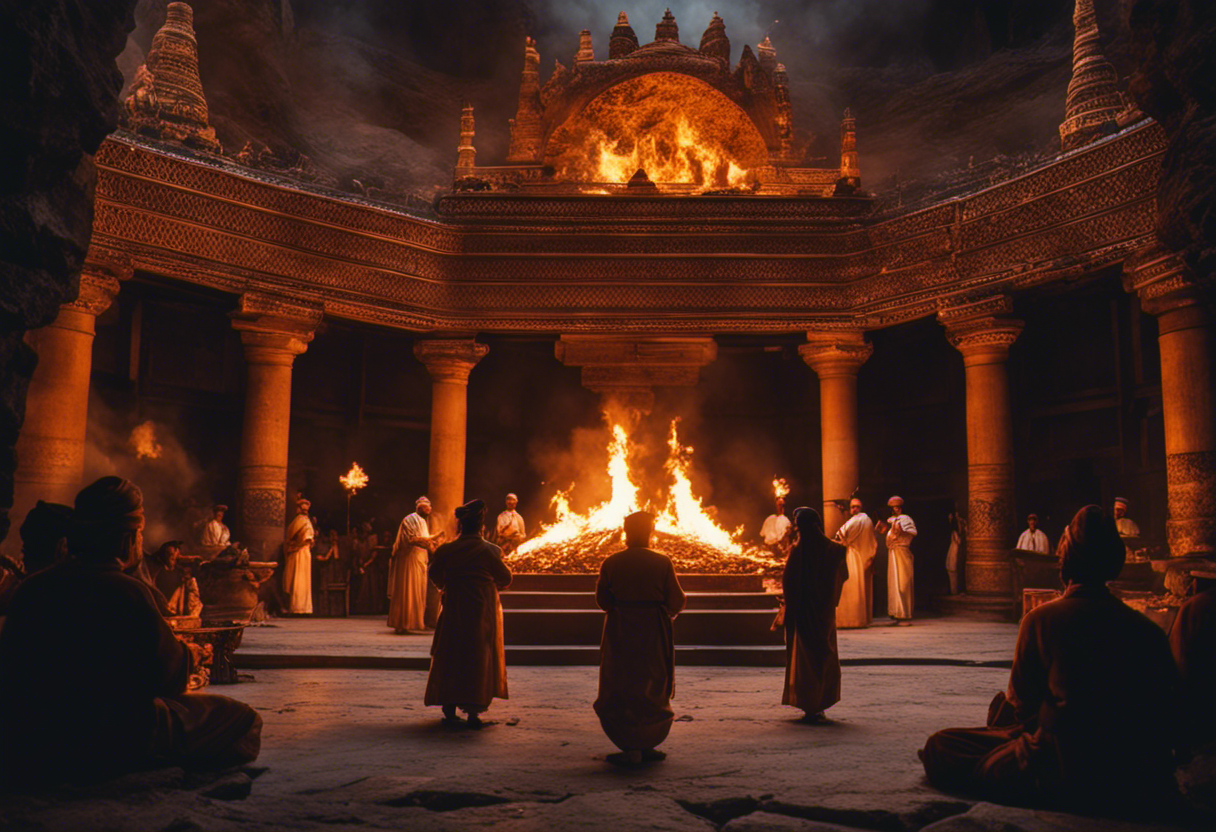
2;619;1204;831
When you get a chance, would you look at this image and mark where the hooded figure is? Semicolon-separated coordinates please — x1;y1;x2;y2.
920;505;1178;813
0;477;261;784
782;507;848;721
424;499;511;726
594;511;687;765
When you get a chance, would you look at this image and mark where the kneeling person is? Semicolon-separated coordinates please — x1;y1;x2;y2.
594;511;687;765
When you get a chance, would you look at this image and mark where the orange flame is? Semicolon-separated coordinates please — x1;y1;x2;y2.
586;115;750;188
130;421;163;460
773;478;790;499
340;462;369;494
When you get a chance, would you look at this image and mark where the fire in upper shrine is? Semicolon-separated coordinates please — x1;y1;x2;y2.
509;418;782;574
130;421;164;460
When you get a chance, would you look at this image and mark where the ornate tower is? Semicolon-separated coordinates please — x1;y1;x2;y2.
609;11;638;58
1059;0;1124;152
121;2;221;153
756;36;778;74
655;9;679;43
699;12;730;64
774;62;794;159
575;29;595;63
507;36;543;163
840;108;860;189
456;102;476;173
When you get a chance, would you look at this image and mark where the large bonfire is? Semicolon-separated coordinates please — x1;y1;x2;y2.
508;419;782;575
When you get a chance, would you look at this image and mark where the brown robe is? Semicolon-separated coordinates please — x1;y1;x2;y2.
424;534;511;710
0;559;261;784
921;583;1178;810
782;533;848;713
593;547;687;752
1170;584;1216;748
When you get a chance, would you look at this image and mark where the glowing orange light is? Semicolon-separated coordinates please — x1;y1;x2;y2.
340;462;369;494
773;478;790;499
130;421;163;460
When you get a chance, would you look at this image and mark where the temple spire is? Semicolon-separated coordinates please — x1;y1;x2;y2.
507;36;543;163
610;11;638;58
456;102;476;173
1059;0;1124;151
655;8;679;43
839;108;860;191
575;29;595;63
699;12;730;64
756;35;777;74
121;2;221;153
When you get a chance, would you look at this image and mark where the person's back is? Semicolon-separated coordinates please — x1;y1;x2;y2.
1170;581;1216;748
598;547;681;606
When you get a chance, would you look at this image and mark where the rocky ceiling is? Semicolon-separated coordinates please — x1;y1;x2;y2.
116;1;1136;201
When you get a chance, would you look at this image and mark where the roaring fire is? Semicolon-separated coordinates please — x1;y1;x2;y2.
339;462;369;494
773;477;790;499
130;421;163;460
585;115;750;188
513;418;781;573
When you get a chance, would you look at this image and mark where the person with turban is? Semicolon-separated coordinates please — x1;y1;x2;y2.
0;501;74;615
283;497;315;614
424;499;511;726
919;505;1179;813
593;511;687;765
388;496;443;633
834;497;877;628
0;477;261;785
495;493;527;555
782;507;849;722
877;495;917;624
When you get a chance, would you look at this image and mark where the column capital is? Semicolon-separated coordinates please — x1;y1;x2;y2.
65;271;122;317
230;293;321;364
939;296;1023;364
798;330;872;377
414;338;489;383
1123;243;1213;326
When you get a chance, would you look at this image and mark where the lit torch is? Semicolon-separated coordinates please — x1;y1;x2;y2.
130;420;163;460
340;462;369;535
773;477;790;501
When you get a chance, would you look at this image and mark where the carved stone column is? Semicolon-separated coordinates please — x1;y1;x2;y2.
414;339;489;542
555;335;718;416
941;298;1023;610
1125;245;1216;558
230;294;320;559
799;331;872;536
12;260;124;523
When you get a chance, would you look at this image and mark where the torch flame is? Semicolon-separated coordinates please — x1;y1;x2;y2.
773;477;790;499
340;462;369;494
130;421;163;460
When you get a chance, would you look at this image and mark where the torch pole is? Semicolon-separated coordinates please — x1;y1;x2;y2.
346;492;352;537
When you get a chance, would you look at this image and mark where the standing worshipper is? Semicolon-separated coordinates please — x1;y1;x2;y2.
782;507;849;723
834;497;877;628
424;499;511;727
1170;566;1216;751
920;506;1179;814
879;496;917;624
0;477;261;785
495;493;527;555
388;496;441;634
594;511;687;766
352;521;382;614
283;498;315;614
760;494;792;558
944;507;966;595
1015;514;1050;555
200;504;230;549
1112;497;1141;539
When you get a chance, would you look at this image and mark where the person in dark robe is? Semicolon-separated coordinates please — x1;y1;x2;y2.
424;499;511;727
594;510;687;766
782;506;848;723
0;477;262;785
143;540;202;618
919;505;1179;814
0;501;74;616
1170;566;1216;752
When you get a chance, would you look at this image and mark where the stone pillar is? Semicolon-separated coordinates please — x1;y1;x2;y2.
12;264;123;524
1125;245;1216;558
414;339;489;541
230;294;320;559
799;331;872;536
941;298;1023;611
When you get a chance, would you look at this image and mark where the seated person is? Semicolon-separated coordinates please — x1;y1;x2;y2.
144;540;203;618
1;501;74;616
0;477;261;785
920;505;1178;815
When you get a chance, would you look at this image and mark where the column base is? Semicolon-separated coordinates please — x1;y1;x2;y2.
932;593;1016;622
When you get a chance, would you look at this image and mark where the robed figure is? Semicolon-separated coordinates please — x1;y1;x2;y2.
782;507;849;721
835;498;877;628
424;499;511;726
594;511;687;765
920;506;1179;813
389;496;438;633
283;498;315;614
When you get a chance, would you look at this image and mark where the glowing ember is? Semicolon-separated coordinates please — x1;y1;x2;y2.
130;421;163;460
340;462;369;494
513;418;781;574
773;477;790;499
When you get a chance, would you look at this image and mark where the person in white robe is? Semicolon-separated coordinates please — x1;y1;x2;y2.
945;508;966;595
283;498;315;614
760;495;792;558
200;505;230;549
834;497;877;628
1113;497;1141;539
1015;513;1050;555
880;495;917;624
388;496;442;633
495;493;526;555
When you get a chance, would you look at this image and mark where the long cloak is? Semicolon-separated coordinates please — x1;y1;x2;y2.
782;531;848;712
283;514;314;614
388;512;429;631
0;560;261;784
424;534;511;709
836;512;876;628
885;514;916;620
1170;584;1216;747
593;547;687;752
